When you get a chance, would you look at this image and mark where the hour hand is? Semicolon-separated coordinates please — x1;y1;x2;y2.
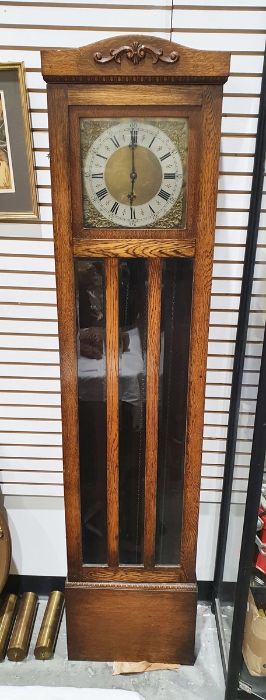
128;128;137;205
127;181;136;207
128;166;137;206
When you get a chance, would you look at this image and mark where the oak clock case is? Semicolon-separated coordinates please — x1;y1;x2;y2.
41;36;230;664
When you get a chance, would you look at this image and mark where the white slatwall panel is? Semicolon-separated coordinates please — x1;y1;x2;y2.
0;0;265;578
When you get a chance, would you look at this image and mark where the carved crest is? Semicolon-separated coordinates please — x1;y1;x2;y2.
41;35;230;85
93;41;179;66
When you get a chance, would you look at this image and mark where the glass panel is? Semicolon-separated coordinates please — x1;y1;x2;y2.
75;259;107;564
155;258;193;564
80;117;188;230
119;260;148;564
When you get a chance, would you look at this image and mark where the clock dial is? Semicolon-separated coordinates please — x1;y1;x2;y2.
80;119;187;229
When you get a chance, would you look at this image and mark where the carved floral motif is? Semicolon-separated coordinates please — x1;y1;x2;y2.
93;41;179;66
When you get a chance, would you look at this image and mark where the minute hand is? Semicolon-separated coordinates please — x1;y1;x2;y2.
127;129;137;207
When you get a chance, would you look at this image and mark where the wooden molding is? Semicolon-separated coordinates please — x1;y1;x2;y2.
41;34;230;85
66;580;196;592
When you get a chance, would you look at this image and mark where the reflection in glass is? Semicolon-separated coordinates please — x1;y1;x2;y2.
155;258;193;564
75;259;107;564
119;260;148;564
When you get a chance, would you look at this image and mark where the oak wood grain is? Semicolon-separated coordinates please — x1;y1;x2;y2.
180;86;224;581
73;227;193;241
105;258;119;568
41;35;230;85
43;34;229;664
69;108;84;239
68;85;203;106
144;259;162;569
73;239;195;258
47;85;82;581
65;580;197;663
77;566;186;583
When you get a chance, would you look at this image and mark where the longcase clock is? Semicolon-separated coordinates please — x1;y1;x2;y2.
41;35;230;663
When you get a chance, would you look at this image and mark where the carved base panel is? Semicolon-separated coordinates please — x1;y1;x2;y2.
65;580;197;663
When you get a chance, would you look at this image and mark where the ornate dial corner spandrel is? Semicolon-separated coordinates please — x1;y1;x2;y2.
93;42;179;66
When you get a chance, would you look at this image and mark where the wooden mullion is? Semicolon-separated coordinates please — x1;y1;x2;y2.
105;258;119;568
144;259;162;569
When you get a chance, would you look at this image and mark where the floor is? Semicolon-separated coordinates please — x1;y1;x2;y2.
219;602;234;661
0;602;225;700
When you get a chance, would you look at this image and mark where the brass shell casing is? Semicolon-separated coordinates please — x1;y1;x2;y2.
0;510;12;595
7;592;38;661
34;591;64;660
0;594;17;661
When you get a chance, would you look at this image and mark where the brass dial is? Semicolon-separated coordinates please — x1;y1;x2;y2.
83;120;184;228
104;146;162;207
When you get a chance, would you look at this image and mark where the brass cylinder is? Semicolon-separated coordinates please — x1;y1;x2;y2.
0;509;12;595
7;592;38;661
34;591;64;660
0;594;17;661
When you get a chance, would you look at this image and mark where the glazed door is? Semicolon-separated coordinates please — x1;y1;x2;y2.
68;99;201;583
75;256;193;578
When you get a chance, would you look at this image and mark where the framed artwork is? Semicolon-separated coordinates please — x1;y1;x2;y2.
0;63;38;220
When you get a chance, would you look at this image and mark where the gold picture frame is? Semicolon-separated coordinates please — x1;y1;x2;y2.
0;63;38;221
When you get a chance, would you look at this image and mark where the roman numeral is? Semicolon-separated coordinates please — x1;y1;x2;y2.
164;173;175;179
95;153;107;160
130;207;136;220
149;136;156;148
158;189;171;201
149;204;155;214
160;152;171;162
92;173;103;179
110;135;120;148
96;187;108;200
131;130;138;146
111;201;119;215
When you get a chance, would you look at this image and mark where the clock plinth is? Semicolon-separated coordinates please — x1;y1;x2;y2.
65;581;197;663
42;35;230;663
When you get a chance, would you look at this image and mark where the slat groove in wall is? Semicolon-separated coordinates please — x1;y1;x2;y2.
1;2;263;9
